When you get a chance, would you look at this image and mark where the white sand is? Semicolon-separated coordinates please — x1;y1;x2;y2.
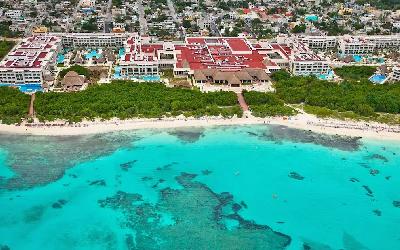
0;114;399;141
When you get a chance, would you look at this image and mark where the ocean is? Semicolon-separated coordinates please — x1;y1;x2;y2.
0;125;399;250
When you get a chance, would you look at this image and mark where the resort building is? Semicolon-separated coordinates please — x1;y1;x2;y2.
289;42;330;76
338;36;376;55
61;71;86;92
297;35;337;50
115;35;331;80
58;33;128;48
173;37;275;77
0;35;61;85
192;68;270;88
391;65;400;82
338;35;400;55
365;35;400;50
118;35;160;79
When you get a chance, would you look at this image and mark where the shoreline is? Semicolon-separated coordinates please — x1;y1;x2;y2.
0;114;400;141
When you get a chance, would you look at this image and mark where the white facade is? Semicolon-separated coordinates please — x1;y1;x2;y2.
118;35;160;78
59;33;128;47
392;66;400;82
298;36;337;50
365;35;400;49
289;42;330;75
339;35;400;55
338;36;375;55
4;10;22;19
0;36;61;85
290;58;330;75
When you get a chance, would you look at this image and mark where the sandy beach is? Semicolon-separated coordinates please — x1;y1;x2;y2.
1;114;400;141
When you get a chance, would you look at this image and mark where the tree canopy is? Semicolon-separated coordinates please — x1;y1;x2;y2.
34;82;242;122
0;87;30;124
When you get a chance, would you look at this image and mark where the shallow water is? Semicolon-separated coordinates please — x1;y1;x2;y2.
0;125;399;250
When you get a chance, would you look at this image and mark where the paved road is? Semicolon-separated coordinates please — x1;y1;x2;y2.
137;0;148;35
67;0;83;32
167;0;186;38
167;0;179;24
104;0;113;32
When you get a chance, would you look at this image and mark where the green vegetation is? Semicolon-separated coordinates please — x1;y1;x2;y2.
112;0;122;7
0;21;22;38
243;91;297;117
81;18;98;32
271;71;400;119
334;66;376;81
0;40;15;59
304;105;400;125
35;82;242;122
356;0;400;10
0;87;30;124
291;24;306;34
59;65;91;78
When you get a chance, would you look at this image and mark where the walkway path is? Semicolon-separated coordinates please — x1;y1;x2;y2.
28;93;35;117
236;92;249;111
137;0;148;35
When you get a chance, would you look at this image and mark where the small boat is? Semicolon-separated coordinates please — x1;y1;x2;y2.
234;171;240;176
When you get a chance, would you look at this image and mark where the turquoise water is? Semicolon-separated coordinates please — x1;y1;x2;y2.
369;74;387;84
118;48;125;59
353;55;363;62
0;125;399;249
0;83;42;93
85;50;102;60
305;15;318;22
57;54;65;64
317;70;334;80
112;67;161;82
113;66;122;79
141;75;161;81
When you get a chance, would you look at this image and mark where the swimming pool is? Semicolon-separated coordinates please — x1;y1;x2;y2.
118;48;125;59
57;54;65;64
113;66;122;79
85;50;102;60
369;74;387;84
305;15;318;22
317;70;334;80
111;70;161;82
353;55;363;63
0;83;43;93
141;75;161;82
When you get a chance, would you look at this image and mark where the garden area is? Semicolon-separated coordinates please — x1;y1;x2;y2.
0;87;31;124
34;82;242;122
269;70;400;123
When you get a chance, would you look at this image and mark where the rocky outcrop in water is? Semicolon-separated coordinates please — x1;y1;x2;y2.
0;132;140;189
98;172;291;249
255;125;361;151
289;172;304;180
168;128;205;143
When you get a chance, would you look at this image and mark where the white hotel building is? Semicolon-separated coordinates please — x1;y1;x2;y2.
338;36;376;55
392;65;400;82
338;35;400;55
118;35;161;78
0;36;61;85
297;35;337;50
289;42;330;75
57;33;128;48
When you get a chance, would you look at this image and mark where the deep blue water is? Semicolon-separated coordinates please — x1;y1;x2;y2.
0;125;399;250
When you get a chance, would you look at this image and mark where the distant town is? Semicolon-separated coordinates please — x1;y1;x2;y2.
0;0;399;93
0;0;400;135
